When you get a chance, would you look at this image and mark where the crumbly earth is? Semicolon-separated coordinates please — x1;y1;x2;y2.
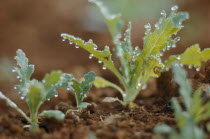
0;61;210;139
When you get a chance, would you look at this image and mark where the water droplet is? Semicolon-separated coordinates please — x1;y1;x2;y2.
14;86;17;90
105;46;110;49
194;65;197;68
17;76;20;79
69;41;73;45
142;84;147;90
98;60;102;63
62;38;65;42
89;54;93;59
94;46;97;50
172;44;176;48
47;99;50;101
171;5;178;11
75;45;79;48
102;66;107;70
135;47;138;51
160;10;167;17
21;96;25;100
42;80;46;83
155;23;159;29
12;69;16;72
180;63;184;67
20;79;22;82
177;56;181;60
54;94;58;97
166;67;169;71
188;65;192;69
196;68;200;71
67;87;70;91
144;23;151;29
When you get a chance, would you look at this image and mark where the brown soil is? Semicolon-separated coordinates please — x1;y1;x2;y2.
0;61;210;139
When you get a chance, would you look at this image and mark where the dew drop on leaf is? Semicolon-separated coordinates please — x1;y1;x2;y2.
171;5;178;11
142;84;147;90
12;69;16;72
89;54;93;59
102;66;107;70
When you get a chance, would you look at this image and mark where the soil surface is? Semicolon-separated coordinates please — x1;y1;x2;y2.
0;61;210;139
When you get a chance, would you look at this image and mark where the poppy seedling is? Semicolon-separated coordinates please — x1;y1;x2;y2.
61;0;210;106
0;49;73;131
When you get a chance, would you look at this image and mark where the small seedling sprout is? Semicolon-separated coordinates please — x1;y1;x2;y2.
0;49;73;131
66;72;95;113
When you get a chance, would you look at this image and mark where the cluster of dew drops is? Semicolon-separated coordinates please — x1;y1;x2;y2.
62;36;108;70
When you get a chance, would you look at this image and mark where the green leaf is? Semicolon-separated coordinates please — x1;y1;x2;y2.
143;56;164;78
132;9;188;88
39;110;65;120
26;80;45;108
67;72;95;108
89;0;123;40
0;92;18;109
43;71;63;89
61;34;125;87
172;64;192;111
179;44;210;67
141;11;188;56
43;71;73;99
92;76;124;96
14;49;34;96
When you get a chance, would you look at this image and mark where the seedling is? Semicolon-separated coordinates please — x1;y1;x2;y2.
0;49;73;131
61;0;210;106
154;65;210;139
66;72;95;113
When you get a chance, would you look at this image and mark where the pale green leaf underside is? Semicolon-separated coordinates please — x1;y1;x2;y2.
39;110;65;120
